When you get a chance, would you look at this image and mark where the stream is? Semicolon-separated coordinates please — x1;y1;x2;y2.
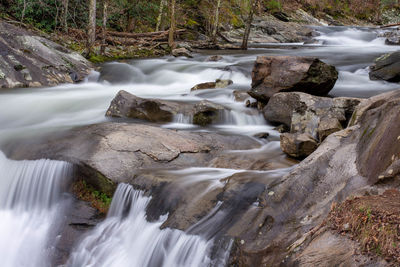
0;26;398;266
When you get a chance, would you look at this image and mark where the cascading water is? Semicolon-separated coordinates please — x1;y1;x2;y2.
0;25;398;266
0;151;72;267
67;183;226;267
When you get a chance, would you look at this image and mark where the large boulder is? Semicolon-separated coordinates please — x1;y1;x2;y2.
263;92;362;157
229;89;400;266
106;90;225;125
7;122;260;195
369;51;400;83
0;20;91;88
248;56;338;103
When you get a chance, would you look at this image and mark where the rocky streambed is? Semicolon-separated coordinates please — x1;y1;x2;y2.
0;24;400;267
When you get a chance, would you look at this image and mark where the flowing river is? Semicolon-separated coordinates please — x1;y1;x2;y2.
0;26;398;266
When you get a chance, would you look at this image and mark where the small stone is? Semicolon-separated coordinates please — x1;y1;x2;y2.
378;175;385;179
268;191;275;196
206;55;223;62
254;132;270;139
240;240;245;245
388;169;394;175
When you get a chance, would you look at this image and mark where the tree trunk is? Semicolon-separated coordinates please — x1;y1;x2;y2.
21;0;26;22
168;0;176;49
156;0;166;32
241;0;257;50
101;0;108;55
126;14;135;32
86;0;96;56
62;0;69;32
212;0;221;43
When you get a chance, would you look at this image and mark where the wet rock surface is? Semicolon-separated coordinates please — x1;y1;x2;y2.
370;51;400;83
53;198;103;266
7;122;260;195
106;90;225;125
263;92;362;157
248;56;338;103
172;47;193;58
228;89;400;266
190;79;233;91
0;20;91;88
280;132;319;158
384;29;400;45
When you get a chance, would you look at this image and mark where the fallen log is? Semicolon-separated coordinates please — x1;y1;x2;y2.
380;22;400;28
107;29;185;38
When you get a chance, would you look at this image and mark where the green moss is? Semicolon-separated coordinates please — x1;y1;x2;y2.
349;110;357;126
88;47;167;64
73;179;112;213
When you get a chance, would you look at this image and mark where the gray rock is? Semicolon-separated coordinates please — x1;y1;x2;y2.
191;79;233;91
231;89;400;265
264;92;361;157
206;55;223;62
264;92;362;140
106;90;226;125
248;56;338;103
280;132;319;158
53;198;103;266
172;48;192;58
369;51;400;82
0;20;91;89
317;117;343;141
384;29;400;45
233;90;250;102
8;122;260;195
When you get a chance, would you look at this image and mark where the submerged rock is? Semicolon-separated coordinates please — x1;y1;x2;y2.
248;56;338;103
233;90;250;102
369;51;400;83
106;90;225;125
190;79;233;91
0;20;91;88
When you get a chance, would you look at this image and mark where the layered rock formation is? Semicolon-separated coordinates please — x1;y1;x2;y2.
0;20;91;88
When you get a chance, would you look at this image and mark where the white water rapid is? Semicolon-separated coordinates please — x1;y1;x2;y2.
0;25;398;266
0;151;72;267
67;183;227;267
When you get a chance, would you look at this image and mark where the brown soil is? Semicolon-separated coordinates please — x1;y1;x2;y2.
328;189;400;264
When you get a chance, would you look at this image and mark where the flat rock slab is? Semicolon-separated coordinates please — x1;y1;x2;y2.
0;20;91;88
8;122;260;194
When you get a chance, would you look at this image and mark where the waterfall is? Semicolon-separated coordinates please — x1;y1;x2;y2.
173;113;193;124
67;183;228;267
0;151;73;267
